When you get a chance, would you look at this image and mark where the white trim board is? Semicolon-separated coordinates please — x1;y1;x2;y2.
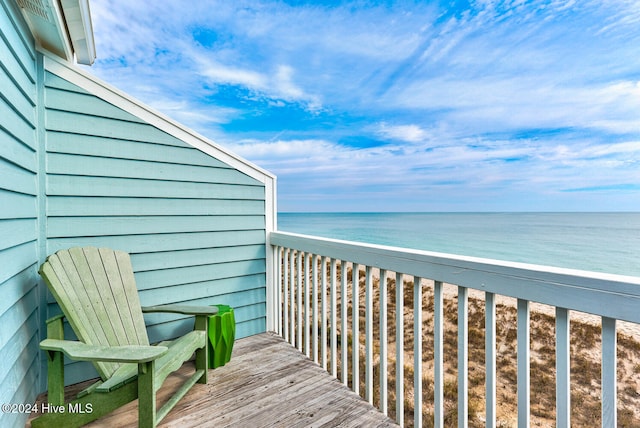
43;53;276;185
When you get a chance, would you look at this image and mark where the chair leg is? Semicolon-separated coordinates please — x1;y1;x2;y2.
194;315;209;384
138;360;157;428
46;316;66;405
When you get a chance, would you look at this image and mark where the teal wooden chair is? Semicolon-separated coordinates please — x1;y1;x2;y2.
32;247;218;428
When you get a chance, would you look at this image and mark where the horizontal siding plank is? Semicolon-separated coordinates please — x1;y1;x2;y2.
0;336;38;418
0;2;36;72
47;196;265;217
47;230;267;254
45;86;146;124
46;271;266;307
0;66;35;124
44;71;90;95
47;215;265;238
145;304;265;343
138;274;265;307
0;218;36;250
135;259;266;291
47;175;265;199
0;290;37;356
0;127;36;172
0;189;36;219
141;287;265;325
0;1;36;82
234;317;266;339
0;266;37;318
0;241;37;284
0;96;35;147
131;245;266;271
0;160;36;195
47;132;232;169
45;109;188;147
47;152;259;185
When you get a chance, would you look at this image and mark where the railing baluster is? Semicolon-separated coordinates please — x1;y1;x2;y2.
434;281;444;428
341;260;348;386
296;251;302;351
289;249;300;346
517;299;530;428
556;307;570;428
275;247;282;336
365;266;374;404
322;256;328;370
602;317;617;427
486;292;497;428
396;272;404;427
282;248;289;342
380;269;388;416
304;252;310;356
330;258;338;377
414;276;423;428
458;286;469;428
353;263;360;396
312;254;318;363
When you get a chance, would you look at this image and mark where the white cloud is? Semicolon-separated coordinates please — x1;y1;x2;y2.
375;123;430;143
86;0;640;211
200;62;267;89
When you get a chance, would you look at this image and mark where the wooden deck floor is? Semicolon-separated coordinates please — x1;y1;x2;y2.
29;333;398;427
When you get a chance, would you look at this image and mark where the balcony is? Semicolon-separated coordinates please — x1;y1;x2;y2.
28;230;640;427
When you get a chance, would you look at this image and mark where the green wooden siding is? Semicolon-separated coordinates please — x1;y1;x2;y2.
43;71;268;385
0;1;40;427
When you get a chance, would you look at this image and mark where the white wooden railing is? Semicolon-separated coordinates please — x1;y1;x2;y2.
269;230;640;427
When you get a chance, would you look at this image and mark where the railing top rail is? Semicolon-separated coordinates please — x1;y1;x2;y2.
270;230;640;324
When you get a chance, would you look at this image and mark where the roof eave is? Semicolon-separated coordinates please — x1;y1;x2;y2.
16;0;96;65
60;0;96;65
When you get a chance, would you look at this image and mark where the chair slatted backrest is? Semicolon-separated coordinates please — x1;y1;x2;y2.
40;247;150;379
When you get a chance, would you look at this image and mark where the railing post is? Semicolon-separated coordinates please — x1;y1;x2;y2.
365;266;374;405
458;286;468;428
396;272;404;427
486;292;496;428
341;260;348;386
290;249;296;347
380;269;388;416
414;276;423;428
304;253;311;358
330;258;338;377
282;248;289;342
352;263;360;396
296;251;302;352
434;281;444;428
556;307;570;428
517;299;530;428
322;256;328;370
602;317;617;427
312;254;318;363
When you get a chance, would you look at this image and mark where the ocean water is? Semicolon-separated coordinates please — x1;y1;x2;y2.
278;212;640;277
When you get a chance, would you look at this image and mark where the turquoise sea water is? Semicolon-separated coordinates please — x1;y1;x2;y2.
278;212;640;277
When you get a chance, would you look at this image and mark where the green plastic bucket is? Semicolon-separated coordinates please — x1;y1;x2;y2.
207;305;235;369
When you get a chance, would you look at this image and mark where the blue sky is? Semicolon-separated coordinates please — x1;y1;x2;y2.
84;0;640;212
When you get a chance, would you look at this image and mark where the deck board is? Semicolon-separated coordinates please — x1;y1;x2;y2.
28;333;398;427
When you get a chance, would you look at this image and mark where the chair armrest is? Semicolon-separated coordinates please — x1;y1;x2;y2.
40;339;168;363
45;313;66;324
141;304;219;316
